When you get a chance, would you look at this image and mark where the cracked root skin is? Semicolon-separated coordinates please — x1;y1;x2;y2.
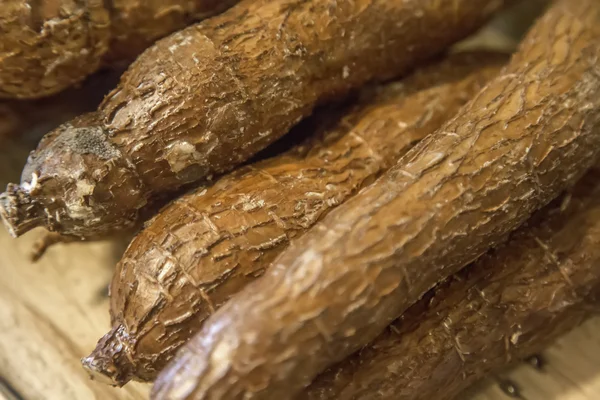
103;0;240;63
0;0;110;99
151;1;600;399
85;52;506;384
1;0;510;237
0;0;239;99
0;112;148;238
304;167;600;400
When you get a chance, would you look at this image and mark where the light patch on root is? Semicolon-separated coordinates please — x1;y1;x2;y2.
242;198;265;212
65;179;96;221
168;32;194;54
165;141;202;173
21;172;39;193
76;179;95;197
343;65;350;79
65;201;95;221
510;330;522;345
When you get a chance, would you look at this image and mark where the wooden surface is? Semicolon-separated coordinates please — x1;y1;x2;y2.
1;131;600;400
0;228;150;400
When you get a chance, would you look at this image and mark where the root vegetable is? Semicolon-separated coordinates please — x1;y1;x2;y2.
0;0;239;99
84;52;506;385
304;166;600;400
102;0;241;63
0;0;511;239
150;1;600;399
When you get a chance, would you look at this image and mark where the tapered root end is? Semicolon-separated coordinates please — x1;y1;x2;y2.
82;325;136;387
0;184;46;237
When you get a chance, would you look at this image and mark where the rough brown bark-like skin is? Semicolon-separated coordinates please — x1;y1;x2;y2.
82;52;506;386
0;1;239;99
151;1;600;399
303;168;600;400
0;0;511;238
105;0;241;63
0;0;111;99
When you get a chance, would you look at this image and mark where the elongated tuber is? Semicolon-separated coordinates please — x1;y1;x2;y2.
303;167;600;400
151;1;600;399
0;0;240;99
83;52;506;385
102;0;241;64
0;0;511;239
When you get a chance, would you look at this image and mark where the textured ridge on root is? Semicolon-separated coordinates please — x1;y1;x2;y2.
0;184;46;237
82;324;137;386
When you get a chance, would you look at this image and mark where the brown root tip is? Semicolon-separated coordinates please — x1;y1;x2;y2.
82;325;136;387
0;183;46;237
30;232;77;262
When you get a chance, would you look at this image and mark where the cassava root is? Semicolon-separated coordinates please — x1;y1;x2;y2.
84;52;506;384
303;166;600;400
0;0;239;98
150;1;600;398
0;0;511;239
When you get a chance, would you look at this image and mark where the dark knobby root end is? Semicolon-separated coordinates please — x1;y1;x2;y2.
0;183;46;237
82;325;137;387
